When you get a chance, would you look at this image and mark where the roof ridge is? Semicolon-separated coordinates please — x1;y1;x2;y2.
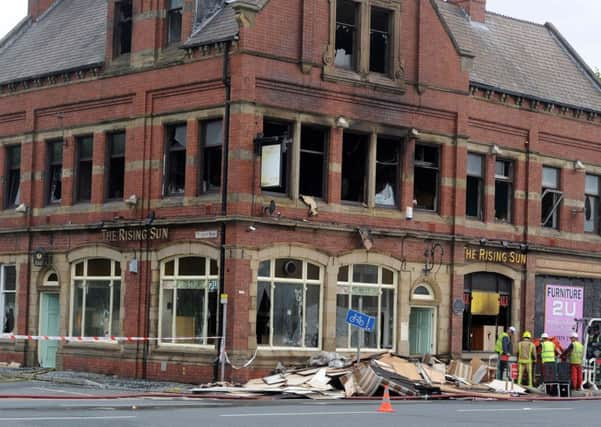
33;0;65;23
485;10;546;28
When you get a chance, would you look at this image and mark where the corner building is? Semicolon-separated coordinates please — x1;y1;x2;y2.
0;0;600;382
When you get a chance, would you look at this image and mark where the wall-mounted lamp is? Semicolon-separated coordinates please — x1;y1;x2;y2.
490;144;502;155
479;238;488;246
15;203;27;213
124;194;139;206
335;116;350;129
410;128;420;137
574;160;586;171
247;225;257;232
358;228;374;251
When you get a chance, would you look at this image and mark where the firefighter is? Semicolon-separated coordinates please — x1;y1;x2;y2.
517;331;536;387
495;326;515;380
562;331;584;390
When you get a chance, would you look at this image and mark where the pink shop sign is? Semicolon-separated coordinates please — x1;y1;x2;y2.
544;284;584;349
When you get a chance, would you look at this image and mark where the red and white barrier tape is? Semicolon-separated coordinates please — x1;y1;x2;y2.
0;334;221;342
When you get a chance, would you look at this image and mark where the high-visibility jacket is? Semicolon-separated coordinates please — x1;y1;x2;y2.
569;341;584;364
541;340;556;363
495;332;509;354
518;340;536;363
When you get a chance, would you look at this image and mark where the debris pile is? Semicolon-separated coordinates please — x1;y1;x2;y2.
192;352;529;399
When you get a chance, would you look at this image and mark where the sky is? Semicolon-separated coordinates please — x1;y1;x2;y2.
0;0;599;71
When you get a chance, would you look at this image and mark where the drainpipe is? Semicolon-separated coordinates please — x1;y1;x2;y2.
215;39;232;382
521;139;531;330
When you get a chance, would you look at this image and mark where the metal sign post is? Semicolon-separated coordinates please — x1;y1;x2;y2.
219;293;228;383
345;309;376;365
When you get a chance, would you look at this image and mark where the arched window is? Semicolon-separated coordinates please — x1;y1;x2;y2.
44;271;59;287
70;259;121;337
159;256;219;345
336;264;396;350
412;284;434;301
256;259;322;348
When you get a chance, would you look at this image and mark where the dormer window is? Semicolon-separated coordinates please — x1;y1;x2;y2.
167;0;183;45
114;0;133;57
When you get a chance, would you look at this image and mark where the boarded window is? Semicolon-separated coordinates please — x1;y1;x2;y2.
341;132;368;203
369;7;390;74
541;166;561;229
495;159;513;222
167;0;183;45
375;136;399;207
260;120;291;194
201;119;223;192
76;136;93;202
165;124;187;196
114;0;132;56
466;153;484;219
107;132;125;200
47;141;63;205
414;144;439;211
585;174;600;233
300;126;327;198
335;0;358;69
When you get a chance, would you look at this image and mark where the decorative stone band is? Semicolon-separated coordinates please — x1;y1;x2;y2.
0;334;220;342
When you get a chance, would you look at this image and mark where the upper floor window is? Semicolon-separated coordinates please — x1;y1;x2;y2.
164;124;187;196
256;259;322;348
414;144;439;211
107;132;125;200
70;259;121;337
0;265;16;334
466;153;484;219
167;0;183;45
300;126;327;199
495;159;513;222
541;166;561;229
201;120;222;193
585;174;600;233
114;0;133;57
335;0;358;69
341;132;368;203
5;145;21;209
46;140;63;204
375;136;399;207
260;120;291;194
75;136;93;202
369;7;391;74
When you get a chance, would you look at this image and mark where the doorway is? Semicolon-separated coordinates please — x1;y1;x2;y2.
409;307;435;355
39;293;59;368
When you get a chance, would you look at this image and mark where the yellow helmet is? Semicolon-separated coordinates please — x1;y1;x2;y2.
522;331;531;339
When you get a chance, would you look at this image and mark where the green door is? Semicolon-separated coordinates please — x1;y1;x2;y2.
39;293;59;368
409;307;434;355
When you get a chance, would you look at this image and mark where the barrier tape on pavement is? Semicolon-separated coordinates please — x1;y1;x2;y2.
0;334;221;342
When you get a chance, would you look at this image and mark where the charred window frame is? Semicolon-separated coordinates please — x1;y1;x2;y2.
201;119;223;193
369;7;391;74
260;120;292;195
494;159;513;223
375;136;399;207
114;0;133;57
413;144;439;211
75;136;93;203
466;153;484;219
166;0;183;45
4;145;20;209
46;140;63;205
164;124;187;196
299;126;327;199
334;0;358;70
341;132;369;204
541;166;561;229
584;174;600;234
106;132;126;200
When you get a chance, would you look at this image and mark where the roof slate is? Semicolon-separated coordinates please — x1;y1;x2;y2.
0;0;106;85
435;0;601;112
184;5;238;48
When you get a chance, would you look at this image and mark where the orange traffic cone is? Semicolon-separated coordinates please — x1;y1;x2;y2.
377;385;394;413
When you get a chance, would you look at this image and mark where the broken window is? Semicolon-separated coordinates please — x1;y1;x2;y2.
370;7;390;74
201;119;223;193
76;136;93;203
260;120;291;194
195;0;223;25
0;265;16;334
466;153;484;219
494;159;513;222
46;140;63;205
375;137;399;207
160;256;219;345
164;124;187;196
335;0;358;69
114;0;133;56
167;0;183;45
336;264;395;350
413;144;439;211
106;132;125;200
585;174;600;233
541;166;561;229
256;259;321;348
341;132;368;203
5;145;20;209
300;125;327;198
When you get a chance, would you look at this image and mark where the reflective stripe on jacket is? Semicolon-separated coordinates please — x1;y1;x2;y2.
518;340;535;363
570;341;584;364
541;340;556;363
495;332;509;354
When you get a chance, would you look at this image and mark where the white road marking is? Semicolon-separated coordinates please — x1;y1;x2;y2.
33;387;93;396
222;411;378;417
457;407;573;413
0;416;137;421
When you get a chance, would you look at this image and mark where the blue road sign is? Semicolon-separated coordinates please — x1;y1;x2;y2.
345;309;376;332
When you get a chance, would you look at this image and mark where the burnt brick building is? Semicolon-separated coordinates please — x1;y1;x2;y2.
0;0;600;383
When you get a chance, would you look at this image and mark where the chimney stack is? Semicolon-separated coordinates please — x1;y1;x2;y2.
449;0;486;23
28;0;56;21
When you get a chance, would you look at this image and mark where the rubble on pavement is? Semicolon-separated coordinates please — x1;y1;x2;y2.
191;351;530;399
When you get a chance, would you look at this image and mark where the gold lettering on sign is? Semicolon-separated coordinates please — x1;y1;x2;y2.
102;227;169;242
464;247;526;265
